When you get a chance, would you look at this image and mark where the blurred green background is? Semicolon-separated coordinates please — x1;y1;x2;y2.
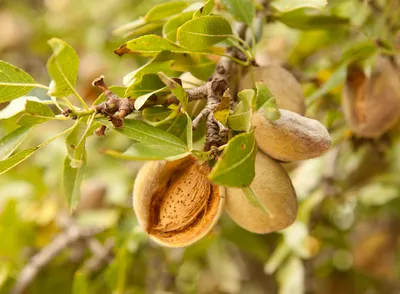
1;0;400;293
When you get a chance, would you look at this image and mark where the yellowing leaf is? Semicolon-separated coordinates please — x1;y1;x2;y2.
213;90;231;125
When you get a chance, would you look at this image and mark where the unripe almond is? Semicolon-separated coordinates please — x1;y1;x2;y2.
239;65;306;115
252;109;331;162
225;152;297;234
342;56;400;138
133;155;224;247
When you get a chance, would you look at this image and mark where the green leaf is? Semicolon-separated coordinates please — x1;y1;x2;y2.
115;19;165;38
124;51;216;83
209;131;257;187
142;107;175;122
156;113;188;141
0;148;37;175
114;35;187;57
125;74;166;98
0;61;38;103
0;126;33;160
169;53;216;81
16;100;55;126
63;154;87;211
72;271;90;294
0;127;70;175
340;40;377;64
63;117;95;211
163;12;193;42
158;72;188;109
97;118;187;149
124;59;175;84
277;9;348;30
271;0;327;12
47;38;80;97
134;87;168;110
105;246;130;293
177;16;232;51
113;18;164;38
228;89;253;131
221;0;255;25
193;0;214;17
307;63;346;104
0;96;41;120
242;186;273;216
254;81;273;110
103;143;188;161
144;1;188;22
65;116;97;168
261;98;281;121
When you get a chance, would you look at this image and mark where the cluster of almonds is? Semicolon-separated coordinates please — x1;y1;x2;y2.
133;65;332;247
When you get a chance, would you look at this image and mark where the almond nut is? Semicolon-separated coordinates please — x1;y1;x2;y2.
239;65;306;115
225;152;297;234
133;155;225;247
342;56;400;138
252;109;331;161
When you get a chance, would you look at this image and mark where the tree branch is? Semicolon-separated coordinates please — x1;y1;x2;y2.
11;215;105;294
91;19;253;152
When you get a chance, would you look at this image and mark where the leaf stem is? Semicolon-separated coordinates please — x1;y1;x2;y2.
76;113;96;149
229;34;255;59
221;54;250;66
37;125;76;149
61;97;75;109
71;88;90;111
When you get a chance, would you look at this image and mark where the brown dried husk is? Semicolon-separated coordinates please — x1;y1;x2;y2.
342;56;400;138
239;65;306;115
225;152;297;234
133;156;224;247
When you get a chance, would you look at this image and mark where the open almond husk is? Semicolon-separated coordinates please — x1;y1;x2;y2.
239;65;306;115
133;155;225;247
252;109;331;162
225;152;297;234
342;56;400;138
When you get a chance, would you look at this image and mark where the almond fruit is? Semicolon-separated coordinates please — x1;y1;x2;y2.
225;152;297;234
239;65;306;115
133;155;224;247
252;109;331;161
342;56;400;138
